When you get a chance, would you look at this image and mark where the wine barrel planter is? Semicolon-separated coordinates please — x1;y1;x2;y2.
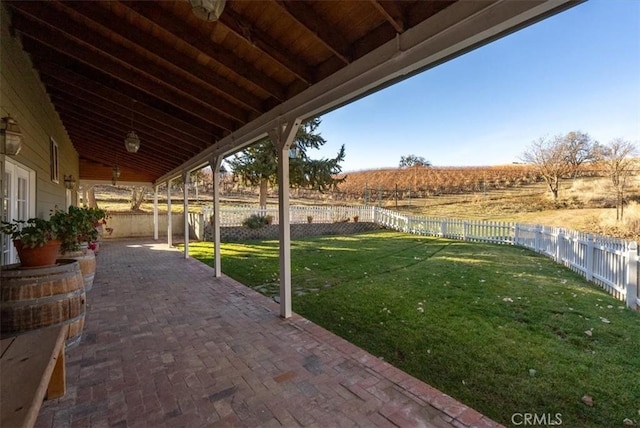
60;245;96;291
0;260;86;348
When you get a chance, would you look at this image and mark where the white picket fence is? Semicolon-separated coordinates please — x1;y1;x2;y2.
374;207;639;309
202;204;639;309
202;205;373;226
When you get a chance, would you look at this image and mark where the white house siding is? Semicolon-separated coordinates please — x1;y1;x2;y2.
0;5;79;218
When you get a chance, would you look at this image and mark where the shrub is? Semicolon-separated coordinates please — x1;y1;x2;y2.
242;214;271;229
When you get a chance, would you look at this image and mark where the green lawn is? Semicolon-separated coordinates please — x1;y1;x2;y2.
185;230;640;427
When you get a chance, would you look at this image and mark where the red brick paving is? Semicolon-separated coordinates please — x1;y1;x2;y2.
34;239;504;428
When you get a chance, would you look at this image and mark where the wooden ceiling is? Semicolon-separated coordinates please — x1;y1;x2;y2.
5;0;581;184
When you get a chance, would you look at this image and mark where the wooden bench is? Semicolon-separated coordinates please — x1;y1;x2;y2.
1;327;66;428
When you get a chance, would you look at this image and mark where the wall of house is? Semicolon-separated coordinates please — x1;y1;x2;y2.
0;5;79;218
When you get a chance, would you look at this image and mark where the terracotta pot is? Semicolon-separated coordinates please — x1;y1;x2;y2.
13;239;62;268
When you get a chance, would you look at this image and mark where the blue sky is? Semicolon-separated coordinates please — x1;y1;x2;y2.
316;0;640;172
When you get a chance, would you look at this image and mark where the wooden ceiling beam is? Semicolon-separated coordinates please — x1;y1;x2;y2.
16;31;237;134
273;1;351;64
10;5;248;125
32;58;224;142
369;0;405;33
62;124;178;175
119;1;286;102
59;1;266;115
9;11;243;132
79;158;155;183
218;8;316;85
41;78;209;152
51;97;200;161
49;93;204;158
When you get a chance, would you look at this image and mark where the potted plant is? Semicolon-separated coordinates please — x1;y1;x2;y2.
50;206;107;254
0;217;61;267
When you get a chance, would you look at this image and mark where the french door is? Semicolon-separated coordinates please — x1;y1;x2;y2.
1;159;36;265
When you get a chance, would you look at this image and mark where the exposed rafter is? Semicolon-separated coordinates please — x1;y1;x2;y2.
273;1;351;65
370;0;405;33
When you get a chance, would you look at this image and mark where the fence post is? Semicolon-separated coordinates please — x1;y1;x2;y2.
463;222;468;241
535;226;542;253
585;234;594;281
440;220;446;238
625;241;638;310
555;229;563;263
513;223;519;246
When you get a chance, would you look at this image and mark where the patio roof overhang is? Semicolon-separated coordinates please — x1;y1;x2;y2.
5;0;583;186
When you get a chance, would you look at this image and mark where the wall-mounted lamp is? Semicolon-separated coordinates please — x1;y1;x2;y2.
1;115;24;156
189;0;226;21
64;175;76;190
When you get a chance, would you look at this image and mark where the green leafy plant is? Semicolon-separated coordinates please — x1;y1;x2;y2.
50;206;108;253
242;214;272;229
0;218;56;248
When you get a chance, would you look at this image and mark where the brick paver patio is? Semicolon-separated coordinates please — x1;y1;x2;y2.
35;239;502;428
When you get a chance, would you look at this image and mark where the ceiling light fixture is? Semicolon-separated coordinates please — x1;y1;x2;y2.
124;100;140;153
189;0;226;21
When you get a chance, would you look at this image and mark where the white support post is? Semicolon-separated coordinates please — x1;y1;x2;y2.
626;242;638;310
271;118;302;319
167;179;173;247
183;171;190;259
153;186;159;241
209;156;223;278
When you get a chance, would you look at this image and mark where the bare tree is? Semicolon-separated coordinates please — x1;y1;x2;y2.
130;186;149;211
561;131;600;178
86;186;98;208
600;138;638;221
521;135;573;200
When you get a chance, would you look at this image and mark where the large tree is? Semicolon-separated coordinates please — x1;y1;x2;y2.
399;155;431;168
561;131;600;178
228;118;346;206
521;135;574;200
600;138;638;221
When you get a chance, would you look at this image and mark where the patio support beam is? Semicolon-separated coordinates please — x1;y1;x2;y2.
270;118;302;319
167;178;172;247
183;171;190;259
209;156;223;278
153;186;159;240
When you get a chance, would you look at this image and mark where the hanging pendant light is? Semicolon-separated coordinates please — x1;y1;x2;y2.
190;0;226;21
112;165;121;185
124;100;140;153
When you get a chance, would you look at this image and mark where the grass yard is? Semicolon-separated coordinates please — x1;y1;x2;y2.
186;231;640;427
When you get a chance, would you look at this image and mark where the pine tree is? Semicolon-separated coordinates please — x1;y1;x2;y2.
228;118;346;206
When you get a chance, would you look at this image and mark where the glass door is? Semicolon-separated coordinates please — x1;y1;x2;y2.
1;159;35;265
